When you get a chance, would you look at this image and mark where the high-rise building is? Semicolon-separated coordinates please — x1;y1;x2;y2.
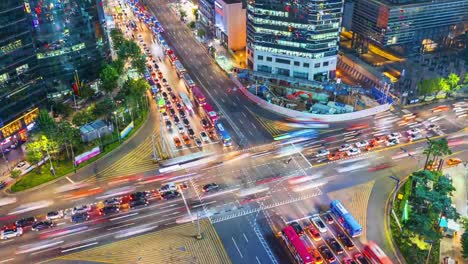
198;0;216;33
214;0;247;51
246;0;344;82
351;0;468;55
0;1;44;127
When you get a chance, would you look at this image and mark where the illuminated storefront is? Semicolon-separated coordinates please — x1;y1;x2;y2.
0;108;39;145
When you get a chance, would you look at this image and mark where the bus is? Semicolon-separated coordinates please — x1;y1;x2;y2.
157;34;164;44
330;200;362;237
363;241;393;264
191;86;206;106
174;60;186;77
160;151;214;168
282;226;314;264
151;85;159;96
161;41;170;53
179;92;194;114
182;73;196;90
203;103;218;125
215;122;232;147
166;49;177;65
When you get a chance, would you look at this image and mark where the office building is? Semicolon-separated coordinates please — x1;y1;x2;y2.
247;0;344;81
198;0;216;33
214;0;247;51
351;0;468;55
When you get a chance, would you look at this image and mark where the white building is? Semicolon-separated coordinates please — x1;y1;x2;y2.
214;0;246;51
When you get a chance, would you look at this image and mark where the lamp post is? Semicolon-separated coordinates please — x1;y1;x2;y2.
45;145;55;176
114;111;121;142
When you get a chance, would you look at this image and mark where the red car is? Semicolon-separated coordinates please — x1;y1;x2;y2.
328;152;345;161
307;227;322;241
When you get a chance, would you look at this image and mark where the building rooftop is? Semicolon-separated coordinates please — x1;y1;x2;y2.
219;0;243;5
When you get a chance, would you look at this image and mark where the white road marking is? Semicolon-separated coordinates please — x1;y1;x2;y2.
0;259;14;263
109;212;139;221
232;237;244;258
65;177;75;184
191;200;217;208
243;233;249;243
107;223;135;231
61;242;99;253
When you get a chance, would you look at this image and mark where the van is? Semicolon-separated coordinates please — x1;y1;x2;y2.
159;182;177;193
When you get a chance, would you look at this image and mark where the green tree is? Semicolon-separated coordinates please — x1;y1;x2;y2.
79;83;95;99
110;29;125;49
462;232;468;259
100;64;119;94
10;169;21;179
180;10;187;19
423;138;452;169
192;8;199;20
464;73;468;84
437;77;450;92
37;110;57;138
118;40;141;60
447;73;461;91
188;21;196;29
93;97;116;117
72;110;95;127
112;58;125;76
51;101;72;118
197;28;206;38
56;121;80;160
131;55;147;76
25;135;59;170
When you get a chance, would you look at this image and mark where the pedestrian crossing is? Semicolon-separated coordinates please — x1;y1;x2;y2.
85;134;165;183
54;219;232;264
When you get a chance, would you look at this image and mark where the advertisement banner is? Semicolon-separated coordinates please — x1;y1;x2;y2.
120;121;134;139
74;146;100;166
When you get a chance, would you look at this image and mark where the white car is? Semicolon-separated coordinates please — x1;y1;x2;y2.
316;149;330;158
46;210;64;220
406;128;420;135
387;132;402;140
311;216;327;233
159;182;177;193
177;123;185;134
72;205;91;215
16;161;26;168
338;144;352;152
346;148;361;156
162;112;169;121
386;139;400;146
355;140;369;148
194;137;203;148
1;227;23;240
426;124;440;131
200;132;210;142
408;133;423;141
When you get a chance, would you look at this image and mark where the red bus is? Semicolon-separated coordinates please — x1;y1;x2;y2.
166;49;177;65
282;226;314;264
191;86;206;106
363;241;393;264
203;103;218;125
182;73;196;90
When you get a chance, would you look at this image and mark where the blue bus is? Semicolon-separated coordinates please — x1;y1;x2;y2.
215;122;232;147
330;200;362;237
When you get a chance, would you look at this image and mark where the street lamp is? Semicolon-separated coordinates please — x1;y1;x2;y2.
113;111;121;142
45;145;55;176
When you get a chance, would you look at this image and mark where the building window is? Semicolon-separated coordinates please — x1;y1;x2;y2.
323;61;329;66
277;68;290;77
294;61;300;66
266;57;272;62
293;71;309;80
276;58;290;65
257;55;264;61
303;63;310;68
314;63;320;68
257;65;272;73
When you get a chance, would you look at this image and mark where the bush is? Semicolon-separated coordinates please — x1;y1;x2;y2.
10;169;22;179
188;21;196;29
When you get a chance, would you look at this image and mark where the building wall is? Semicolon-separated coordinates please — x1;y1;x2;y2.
215;0;246;51
199;0;215;30
247;0;343;82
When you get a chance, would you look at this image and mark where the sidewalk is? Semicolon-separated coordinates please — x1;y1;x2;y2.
439;164;468;264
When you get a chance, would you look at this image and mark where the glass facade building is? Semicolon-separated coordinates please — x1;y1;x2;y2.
246;0;344;81
351;0;468;54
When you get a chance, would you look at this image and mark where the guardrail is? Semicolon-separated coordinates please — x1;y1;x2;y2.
231;75;391;122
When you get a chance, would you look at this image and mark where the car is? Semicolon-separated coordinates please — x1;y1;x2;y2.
161;190;180;200
324;213;334;224
73;205;91;215
346;148;361;156
387;132;402;140
1;227;23;240
406;128;421;135
200;132;210;142
338;144;352;151
311;216;327;233
187;128;195;138
208;130;216;139
15;217;36;227
179;110;186;118
386;138;399;146
104;198;121;206
374;136;387;144
173;136;182;148
174;115;180;124
46;210;64;220
447;158;462;166
408;133;423;141
201;119;210;128
328;152;345;161
183;118;190;127
152;61;159;69
2;148;10;154
169;108;176;116
344;257;358;264
162;112;169;120
31;221;54;231
162;78;168;85
16;161;26;168
130;198;149;208
158;71;163;79
171;94;179;103
165;120;172;129
318;245;335;262
426;123;440;131
176;103;183;110
355;140;369;148
202;183;219;193
316;149;330;158
290;221;304;236
159;182;177;193
177;123;185;134
166;86;173;93
337;233;355;250
354;253;370;264
131;191;149;201
71;212;89;223
99;205;120;216
165;100;172;108
194;137;203;148
182;135;190;145
162;92;168;99
311;249;324;264
0;181;6;190
328;238;344;254
307;227;321;241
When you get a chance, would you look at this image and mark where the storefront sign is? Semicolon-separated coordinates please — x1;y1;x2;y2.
74;146;101;166
120;121;134;139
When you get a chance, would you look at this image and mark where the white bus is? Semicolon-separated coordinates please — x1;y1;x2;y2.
174;60;185;77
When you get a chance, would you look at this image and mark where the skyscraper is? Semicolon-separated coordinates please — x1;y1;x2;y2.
246;0;344;82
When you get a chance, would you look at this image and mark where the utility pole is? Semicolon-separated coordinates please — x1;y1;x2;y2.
195;211;203;240
45;146;55;176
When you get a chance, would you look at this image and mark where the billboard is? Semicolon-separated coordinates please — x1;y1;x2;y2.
74;146;101;166
120;121;134;139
